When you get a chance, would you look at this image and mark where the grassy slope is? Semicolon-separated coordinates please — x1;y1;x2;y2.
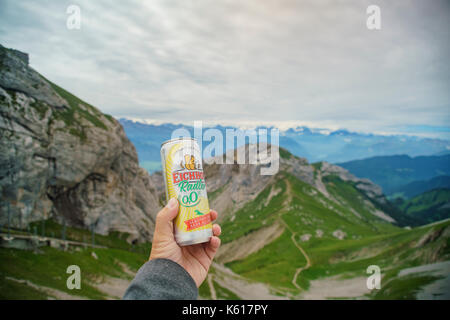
395;188;450;225
1;143;446;300
391;175;450;199
222;171;400;290
0;221;151;300
221;170;449;297
401;189;450;214
229;216;449;297
0;246;147;299
45;77;113;130
220;176;287;244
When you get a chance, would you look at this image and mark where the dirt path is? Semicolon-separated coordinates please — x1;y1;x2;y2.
93;277;131;299
208;179;311;299
92;260;136;299
6;276;87;300
284;178;293;205
207;274;217;300
279;220;312;291
290;232;312;290
280;179;312;292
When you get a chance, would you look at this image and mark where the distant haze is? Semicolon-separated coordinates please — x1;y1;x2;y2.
118;119;450;173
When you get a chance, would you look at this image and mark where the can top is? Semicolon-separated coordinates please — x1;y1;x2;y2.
161;137;198;148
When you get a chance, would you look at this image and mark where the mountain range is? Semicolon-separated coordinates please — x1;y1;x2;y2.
1;45;449;300
338;155;450;195
391;176;450;199
118;118;450;173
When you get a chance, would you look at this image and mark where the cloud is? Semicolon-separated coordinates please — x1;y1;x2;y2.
0;0;449;137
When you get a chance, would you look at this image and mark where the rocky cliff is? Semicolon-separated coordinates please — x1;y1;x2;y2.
0;45;161;242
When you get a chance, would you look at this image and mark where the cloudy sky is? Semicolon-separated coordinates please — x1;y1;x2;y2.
1;0;449;137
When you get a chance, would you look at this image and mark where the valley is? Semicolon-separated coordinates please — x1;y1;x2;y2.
1;44;449;300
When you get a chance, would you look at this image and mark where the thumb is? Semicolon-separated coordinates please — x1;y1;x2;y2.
155;197;179;235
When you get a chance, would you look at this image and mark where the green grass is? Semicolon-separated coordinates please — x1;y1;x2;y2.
220;171;405;290
397;189;450;224
211;168;447;297
279;147;293;160
401;189;450;214
220;176;287;243
47;80;108;130
225;188;450;295
103;113;115;123
301;230;426;281
0;246;148;299
1;218;153;300
283;173;399;238
323;176;398;228
198;280;211;299
0;277;49;300
227;230;307;290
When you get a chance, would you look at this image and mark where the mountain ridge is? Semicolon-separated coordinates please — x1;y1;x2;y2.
339;154;450;195
390;175;450;199
119;118;450;169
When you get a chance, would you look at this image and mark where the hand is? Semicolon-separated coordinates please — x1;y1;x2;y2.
149;198;222;287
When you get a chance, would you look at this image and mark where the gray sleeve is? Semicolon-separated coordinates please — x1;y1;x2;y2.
122;258;198;300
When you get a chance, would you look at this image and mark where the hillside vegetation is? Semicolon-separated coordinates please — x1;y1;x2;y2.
0;221;151;299
396;189;450;224
201;149;450;299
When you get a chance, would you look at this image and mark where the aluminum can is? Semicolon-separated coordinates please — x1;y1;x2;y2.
160;138;212;246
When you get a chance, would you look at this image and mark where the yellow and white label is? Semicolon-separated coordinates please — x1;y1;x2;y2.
164;142;212;235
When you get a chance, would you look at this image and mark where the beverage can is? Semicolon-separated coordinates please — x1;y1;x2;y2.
160;137;212;246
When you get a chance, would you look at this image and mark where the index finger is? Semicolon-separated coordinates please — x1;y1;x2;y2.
210;210;218;221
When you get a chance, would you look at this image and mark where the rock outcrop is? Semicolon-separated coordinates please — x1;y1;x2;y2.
0;45;161;242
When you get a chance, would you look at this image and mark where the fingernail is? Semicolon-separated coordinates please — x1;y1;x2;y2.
167;197;178;209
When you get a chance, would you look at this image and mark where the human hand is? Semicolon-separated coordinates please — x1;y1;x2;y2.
149;198;221;287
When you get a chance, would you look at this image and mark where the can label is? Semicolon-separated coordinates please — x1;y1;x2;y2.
161;139;212;244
